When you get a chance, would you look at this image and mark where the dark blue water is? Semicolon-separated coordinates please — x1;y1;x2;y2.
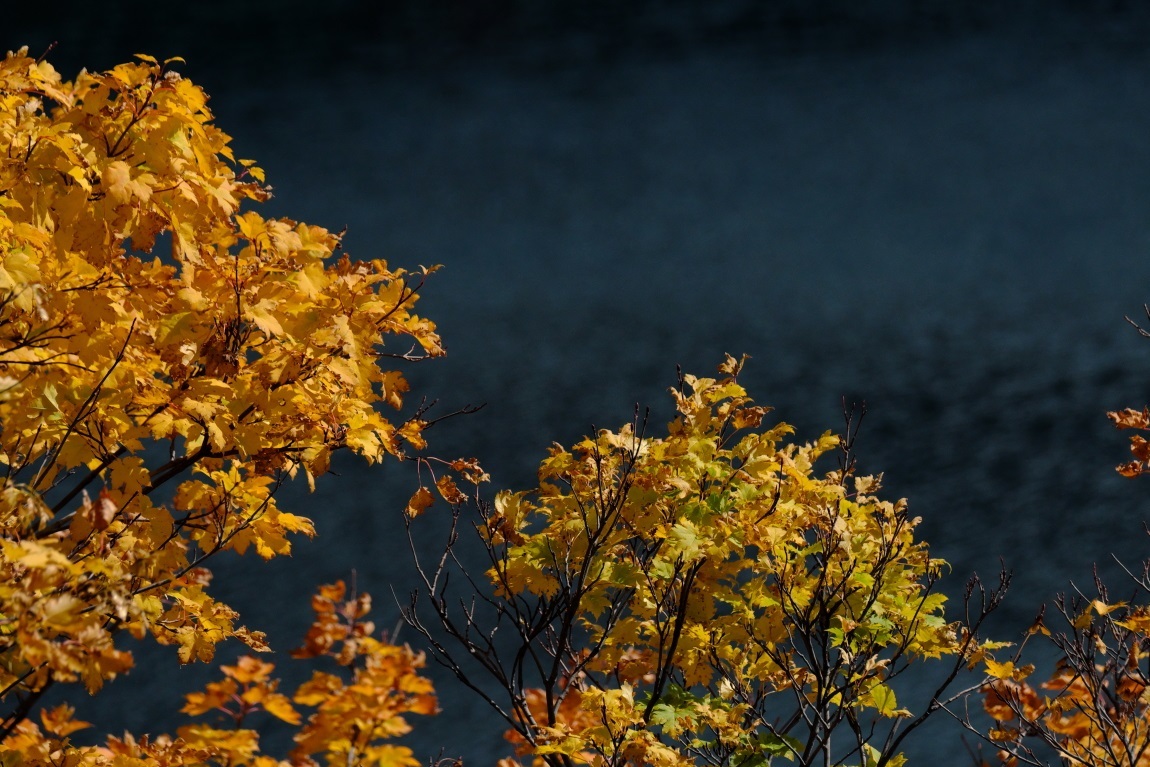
20;7;1150;764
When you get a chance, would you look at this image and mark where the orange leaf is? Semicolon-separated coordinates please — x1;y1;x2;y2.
40;704;91;737
405;487;434;518
435;475;468;505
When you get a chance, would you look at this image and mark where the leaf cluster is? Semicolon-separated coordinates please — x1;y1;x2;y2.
4;581;437;766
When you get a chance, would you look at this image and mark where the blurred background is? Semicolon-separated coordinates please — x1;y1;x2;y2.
12;1;1150;763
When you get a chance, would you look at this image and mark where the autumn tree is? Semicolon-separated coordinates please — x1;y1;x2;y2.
404;355;1008;767
0;47;462;765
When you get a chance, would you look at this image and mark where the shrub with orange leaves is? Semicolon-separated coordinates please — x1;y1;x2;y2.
972;316;1150;767
977;580;1150;766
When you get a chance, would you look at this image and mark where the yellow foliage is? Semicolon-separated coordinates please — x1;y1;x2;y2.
475;358;975;765
0;48;451;766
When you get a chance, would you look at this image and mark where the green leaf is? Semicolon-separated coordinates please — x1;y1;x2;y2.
755;732;803;759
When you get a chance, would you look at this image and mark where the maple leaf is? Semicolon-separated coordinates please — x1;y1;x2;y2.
101;160;153;204
39;704;91;738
